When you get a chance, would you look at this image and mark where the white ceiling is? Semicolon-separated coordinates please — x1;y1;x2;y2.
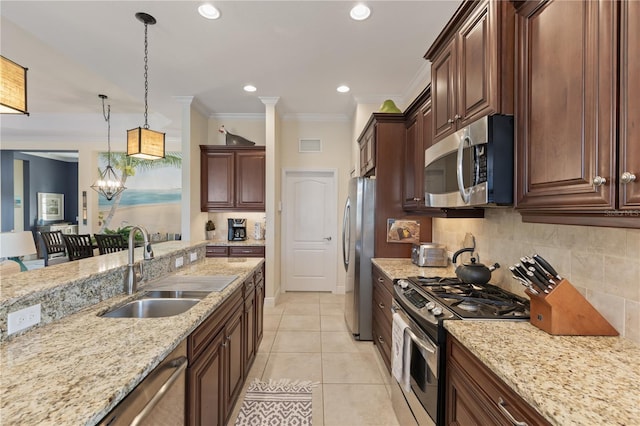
0;1;461;148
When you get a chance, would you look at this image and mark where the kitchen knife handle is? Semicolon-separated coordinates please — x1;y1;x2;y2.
533;254;561;279
509;266;531;284
528;266;552;287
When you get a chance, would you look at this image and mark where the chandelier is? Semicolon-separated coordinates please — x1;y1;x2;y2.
127;12;165;160
91;94;126;200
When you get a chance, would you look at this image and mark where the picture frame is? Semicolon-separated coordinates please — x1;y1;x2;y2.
38;192;64;221
386;218;420;244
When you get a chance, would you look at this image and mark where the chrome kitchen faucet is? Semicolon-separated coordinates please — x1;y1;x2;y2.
125;225;154;294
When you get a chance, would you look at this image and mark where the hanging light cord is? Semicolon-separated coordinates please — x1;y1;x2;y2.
100;95;112;166
143;21;150;129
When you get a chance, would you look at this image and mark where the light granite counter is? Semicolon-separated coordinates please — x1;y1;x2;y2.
206;238;265;247
372;258;640;426
445;321;640;426
0;256;264;425
371;257;455;280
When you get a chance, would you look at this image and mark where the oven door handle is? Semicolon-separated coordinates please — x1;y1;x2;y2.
392;306;437;356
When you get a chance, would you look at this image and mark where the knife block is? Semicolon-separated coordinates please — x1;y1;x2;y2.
525;279;618;336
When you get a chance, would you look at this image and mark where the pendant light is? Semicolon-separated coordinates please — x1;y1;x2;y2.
127;12;165;160
92;94;126;200
0;56;29;115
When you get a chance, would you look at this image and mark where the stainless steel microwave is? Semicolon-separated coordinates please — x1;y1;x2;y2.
424;115;514;208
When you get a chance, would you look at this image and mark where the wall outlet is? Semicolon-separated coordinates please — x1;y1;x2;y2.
175;256;184;268
8;304;41;335
190;252;197;262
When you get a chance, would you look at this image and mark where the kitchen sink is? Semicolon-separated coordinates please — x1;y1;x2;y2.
100;297;202;318
142;290;211;300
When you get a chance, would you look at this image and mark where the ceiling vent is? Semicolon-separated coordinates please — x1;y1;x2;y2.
299;138;322;153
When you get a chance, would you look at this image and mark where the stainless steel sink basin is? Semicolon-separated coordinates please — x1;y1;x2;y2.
101;298;201;318
142;290;211;300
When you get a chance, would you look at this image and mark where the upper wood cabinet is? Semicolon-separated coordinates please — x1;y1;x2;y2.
200;145;266;212
425;0;515;143
514;0;639;228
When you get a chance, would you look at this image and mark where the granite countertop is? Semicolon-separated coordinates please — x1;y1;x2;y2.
445;321;640;426
373;257;640;426
372;257;455;280
0;256;264;426
206;238;266;246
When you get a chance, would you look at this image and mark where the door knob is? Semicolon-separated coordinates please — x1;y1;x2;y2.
621;172;636;184
324;236;332;241
593;176;607;186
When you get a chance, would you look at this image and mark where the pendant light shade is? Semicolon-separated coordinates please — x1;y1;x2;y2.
128;12;165;160
127;127;165;159
0;56;29;115
92;94;126;201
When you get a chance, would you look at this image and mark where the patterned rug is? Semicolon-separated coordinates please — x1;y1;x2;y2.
234;379;315;426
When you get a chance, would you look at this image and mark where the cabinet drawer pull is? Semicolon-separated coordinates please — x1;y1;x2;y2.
378;302;385;310
377;336;385;344
621;172;636;184
592;176;607;186
377;277;384;283
498;397;528;426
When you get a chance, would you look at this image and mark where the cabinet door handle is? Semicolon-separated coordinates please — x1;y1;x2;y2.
454;114;462;120
447;118;454;124
377;336;385;344
378;302;385;310
621;172;636;184
498;397;528;426
413;197;422;201
593;176;607;186
377;277;384;283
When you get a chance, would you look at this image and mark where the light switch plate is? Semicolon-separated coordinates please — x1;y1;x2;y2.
175;256;184;268
8;304;41;335
190;252;197;262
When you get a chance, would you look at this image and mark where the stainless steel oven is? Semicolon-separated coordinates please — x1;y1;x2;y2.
391;301;439;426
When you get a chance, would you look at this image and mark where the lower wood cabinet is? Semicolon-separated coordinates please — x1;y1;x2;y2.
446;334;551;426
187;265;265;426
206;245;265;258
372;264;393;372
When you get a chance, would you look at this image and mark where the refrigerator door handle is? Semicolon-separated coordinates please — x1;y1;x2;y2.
342;199;350;271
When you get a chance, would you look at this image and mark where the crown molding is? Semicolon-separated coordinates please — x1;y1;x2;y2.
281;113;351;122
209;113;266;120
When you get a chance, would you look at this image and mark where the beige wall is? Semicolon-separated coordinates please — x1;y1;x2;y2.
280;119;353;292
207;118;266;146
433;209;640;343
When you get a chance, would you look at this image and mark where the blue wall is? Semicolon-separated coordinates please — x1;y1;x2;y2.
0;151;78;232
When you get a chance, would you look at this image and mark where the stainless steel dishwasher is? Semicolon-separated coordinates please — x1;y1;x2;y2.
98;340;188;426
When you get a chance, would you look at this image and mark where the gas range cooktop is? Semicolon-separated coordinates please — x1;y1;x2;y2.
406;276;530;320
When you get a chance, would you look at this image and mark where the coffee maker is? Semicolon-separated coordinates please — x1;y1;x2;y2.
227;218;247;241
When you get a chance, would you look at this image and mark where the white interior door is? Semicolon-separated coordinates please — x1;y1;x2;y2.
282;170;337;292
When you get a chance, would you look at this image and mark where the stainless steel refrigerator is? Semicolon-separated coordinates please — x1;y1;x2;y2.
342;177;375;341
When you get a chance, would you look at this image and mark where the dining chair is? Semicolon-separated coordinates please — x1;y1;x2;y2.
62;234;94;261
38;231;69;266
94;234;127;255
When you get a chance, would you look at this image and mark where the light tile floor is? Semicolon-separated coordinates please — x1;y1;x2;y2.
228;292;401;426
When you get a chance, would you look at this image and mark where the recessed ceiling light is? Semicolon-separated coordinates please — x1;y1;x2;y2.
198;4;220;20
337;85;350;93
350;4;371;21
244;85;257;92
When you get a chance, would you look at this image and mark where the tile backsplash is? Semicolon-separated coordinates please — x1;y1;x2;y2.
433;209;640;343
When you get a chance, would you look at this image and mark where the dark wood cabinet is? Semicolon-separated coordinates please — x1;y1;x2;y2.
200;145;265;212
206;245;265;258
372;264;393;372
187;265;264;426
426;0;515;143
357;113;432;258
446;335;551;426
243;276;256;376
514;0;639;228
359;124;376;177
618;0;640;210
188;288;244;426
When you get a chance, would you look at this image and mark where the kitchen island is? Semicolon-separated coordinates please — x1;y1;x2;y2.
373;257;640;426
0;252;264;425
